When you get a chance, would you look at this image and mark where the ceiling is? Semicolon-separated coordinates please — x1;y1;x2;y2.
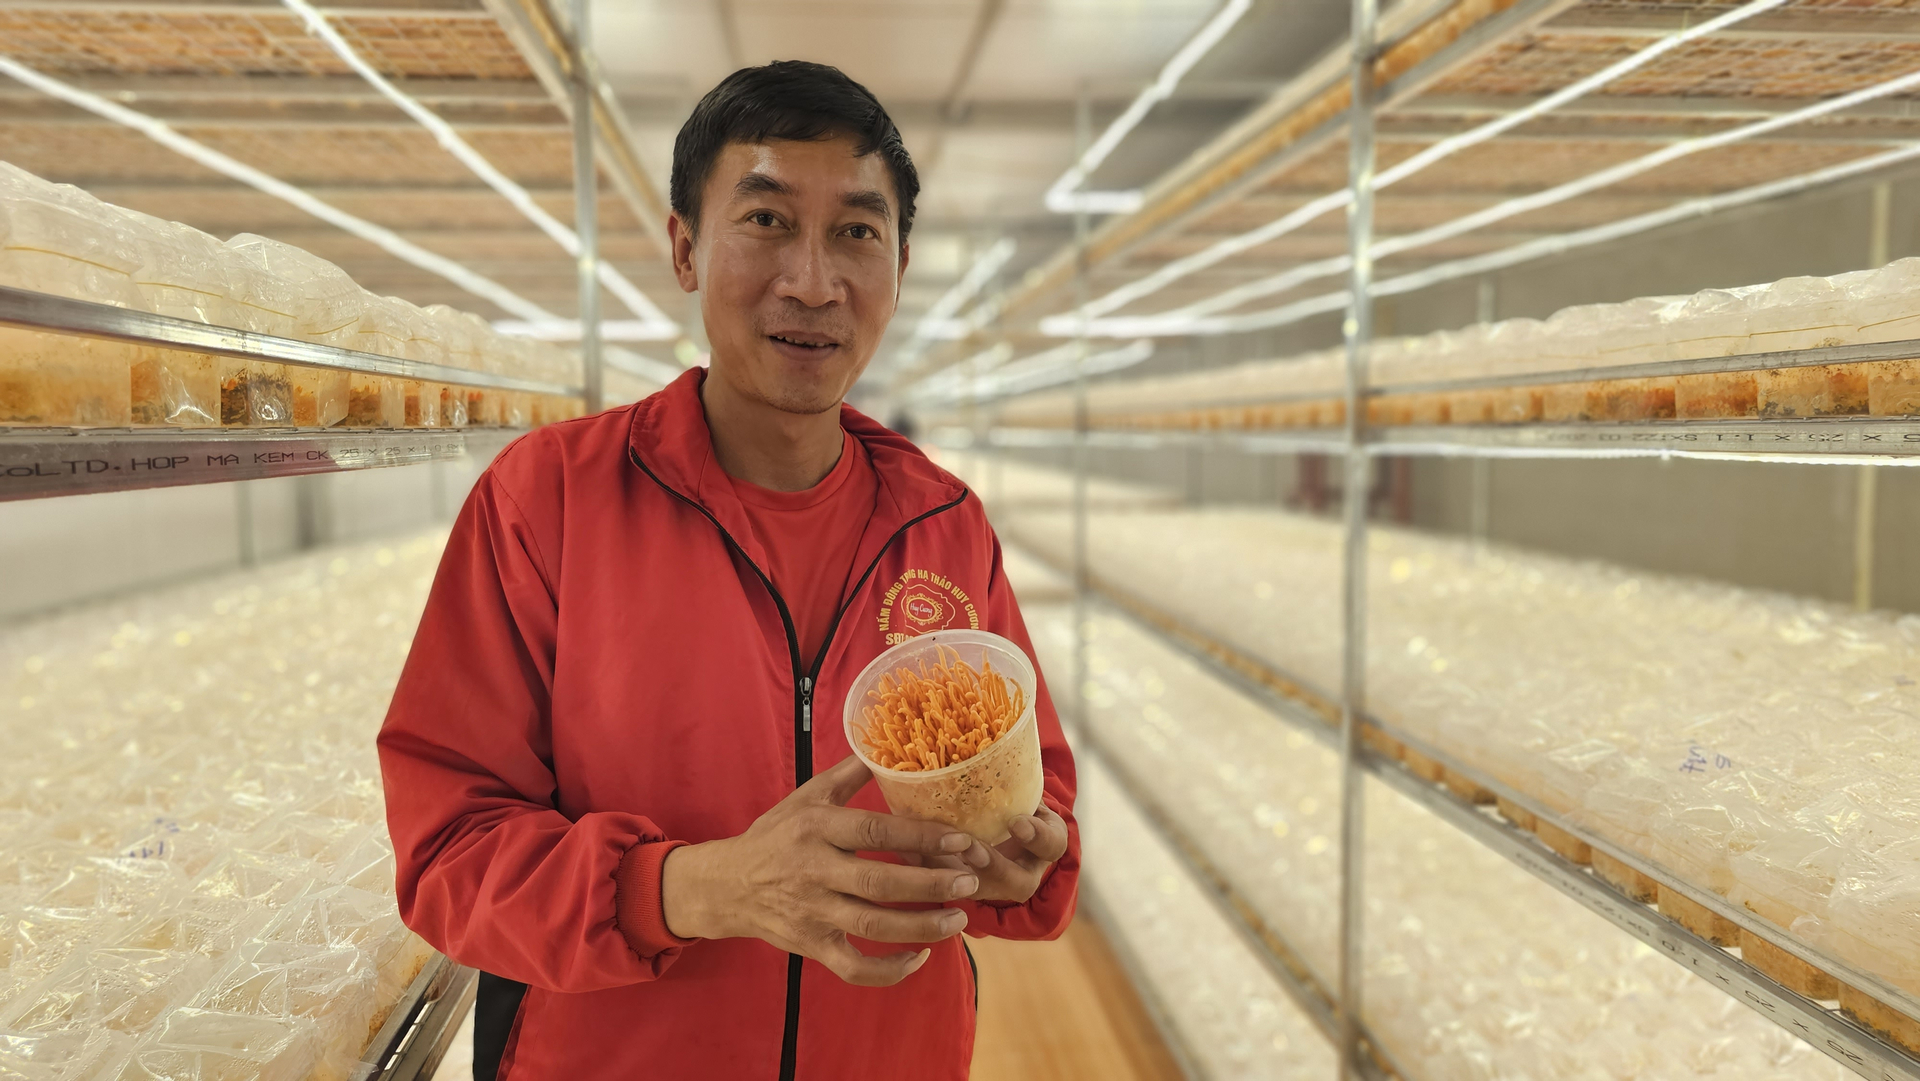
590;0;1354;383
0;0;1350;390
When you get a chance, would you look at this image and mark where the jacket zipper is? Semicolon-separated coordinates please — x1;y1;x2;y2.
630;447;967;1081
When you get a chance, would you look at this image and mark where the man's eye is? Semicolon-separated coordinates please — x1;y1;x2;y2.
847;224;874;240
750;212;777;227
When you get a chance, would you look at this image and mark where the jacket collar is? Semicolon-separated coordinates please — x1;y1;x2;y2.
627;368;968;569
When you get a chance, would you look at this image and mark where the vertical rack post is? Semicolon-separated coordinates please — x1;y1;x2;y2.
964;349;980;479
1337;0;1378;1075
1071;85;1093;733
1856;180;1891;610
569;0;602;414
233;482;257;567
988;275;1008;512
1469;277;1494;548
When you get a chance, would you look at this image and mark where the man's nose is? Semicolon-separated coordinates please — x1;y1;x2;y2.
775;233;845;308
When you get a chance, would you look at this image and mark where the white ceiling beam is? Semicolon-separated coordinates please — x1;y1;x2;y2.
3;112;561;130
0;0;491;13
481;0;672;252
0;54;560;321
0;74;548;104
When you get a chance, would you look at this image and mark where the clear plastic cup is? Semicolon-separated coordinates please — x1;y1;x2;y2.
843;629;1045;845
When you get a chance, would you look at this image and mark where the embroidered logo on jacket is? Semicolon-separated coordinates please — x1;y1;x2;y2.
877;568;980;645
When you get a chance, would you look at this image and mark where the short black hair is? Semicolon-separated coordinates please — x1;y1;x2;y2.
670;61;919;250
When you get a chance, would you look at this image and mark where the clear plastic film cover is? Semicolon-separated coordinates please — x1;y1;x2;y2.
0;533;449;1078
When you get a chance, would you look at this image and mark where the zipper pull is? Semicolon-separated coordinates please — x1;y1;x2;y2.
800;676;814;733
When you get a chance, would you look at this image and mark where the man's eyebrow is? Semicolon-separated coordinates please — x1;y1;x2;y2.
842;189;892;221
731;172;793;200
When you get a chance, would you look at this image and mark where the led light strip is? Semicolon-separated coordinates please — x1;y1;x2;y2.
1044;0;1253;215
492;318;681;342
979;339;1155;399
1053;63;1920;337
1056;0;1796;325
1369;139;1920;298
889;239;1019;377
1063;137;1920;339
906;341;1026;403
280;0;678;337
0;56;559;324
603;346;684;386
913;339;1154;404
1373;65;1920;258
914;237;1017;341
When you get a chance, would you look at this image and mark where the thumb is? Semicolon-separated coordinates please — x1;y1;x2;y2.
800;754;873;807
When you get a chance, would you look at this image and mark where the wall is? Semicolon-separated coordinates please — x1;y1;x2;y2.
0;450;497;621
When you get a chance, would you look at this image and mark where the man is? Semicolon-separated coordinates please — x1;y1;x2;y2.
378;60;1079;1080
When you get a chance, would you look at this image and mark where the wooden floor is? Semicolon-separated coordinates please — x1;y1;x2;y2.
969;916;1185;1081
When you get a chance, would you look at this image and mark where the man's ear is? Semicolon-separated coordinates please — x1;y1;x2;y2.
895;240;910;309
670;212;700;294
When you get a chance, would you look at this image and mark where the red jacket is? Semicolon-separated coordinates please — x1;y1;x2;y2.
378;369;1079;1080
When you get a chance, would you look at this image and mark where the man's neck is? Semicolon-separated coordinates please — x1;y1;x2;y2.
701;373;846;493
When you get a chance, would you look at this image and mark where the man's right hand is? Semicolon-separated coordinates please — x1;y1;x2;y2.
658;754;983;987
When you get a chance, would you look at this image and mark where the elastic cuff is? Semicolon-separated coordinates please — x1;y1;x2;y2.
614;839;696;958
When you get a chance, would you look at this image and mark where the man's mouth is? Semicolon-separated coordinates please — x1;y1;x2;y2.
768;332;839;352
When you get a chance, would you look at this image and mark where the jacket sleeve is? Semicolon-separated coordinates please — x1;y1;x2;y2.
957;530;1081;941
378;462;690;993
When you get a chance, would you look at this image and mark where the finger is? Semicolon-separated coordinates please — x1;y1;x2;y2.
979;839;1045;886
799;754;874;808
961;839;993;868
1006;809;1069;863
811;934;932;988
826;855;979;904
817;806;974;857
826;898;969;945
901;852;970;870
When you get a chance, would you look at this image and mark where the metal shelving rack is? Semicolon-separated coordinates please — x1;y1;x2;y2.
356;955;481;1081
0;0;657;1073
942;333;1920;463
1068;692;1409;1081
1003;535;1920;1081
918;0;1920;1077
0;285;576;500
0;0;648;508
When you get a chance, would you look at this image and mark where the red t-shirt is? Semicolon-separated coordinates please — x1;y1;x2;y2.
726;429;879;667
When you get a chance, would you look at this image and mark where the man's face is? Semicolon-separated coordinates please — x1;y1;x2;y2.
671;136;909;416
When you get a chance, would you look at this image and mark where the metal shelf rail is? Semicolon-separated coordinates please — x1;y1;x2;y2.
1073;715;1406;1080
0;285;582;500
935;333;1920;463
0;427;472;501
354;952;481;1081
946;415;1920;463
0;286;582;398
1020;537;1920;1081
